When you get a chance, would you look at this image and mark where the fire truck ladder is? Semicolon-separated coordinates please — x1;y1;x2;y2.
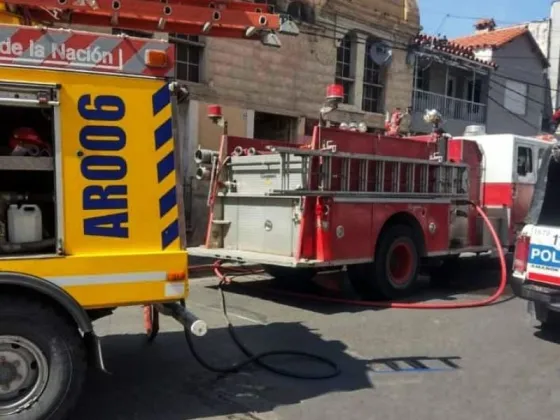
2;0;298;46
265;146;470;200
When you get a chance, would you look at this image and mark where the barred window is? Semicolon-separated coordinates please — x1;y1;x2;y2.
335;33;355;104
170;34;204;83
362;37;385;113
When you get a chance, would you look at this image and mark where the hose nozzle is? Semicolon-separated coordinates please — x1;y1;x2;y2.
194;148;217;164
195;165;212;181
232;146;245;156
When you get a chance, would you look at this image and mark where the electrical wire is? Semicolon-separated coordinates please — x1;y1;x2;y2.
306;11;560;127
298;22;557;99
306;14;416;48
299;28;411;50
419;8;521;26
168;7;557;128
492;72;558;94
489;78;549;107
301;17;559;62
487;91;542;130
304;16;560;80
434;13;450;36
305;10;553;59
167;12;559;102
487;79;555;131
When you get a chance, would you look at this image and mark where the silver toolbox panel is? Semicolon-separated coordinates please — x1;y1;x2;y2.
222;196;300;257
229;154;305;195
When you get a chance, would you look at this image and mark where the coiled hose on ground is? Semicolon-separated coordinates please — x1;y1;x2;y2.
184;201;507;379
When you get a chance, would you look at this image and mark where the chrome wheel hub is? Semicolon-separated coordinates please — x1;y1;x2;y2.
0;336;49;416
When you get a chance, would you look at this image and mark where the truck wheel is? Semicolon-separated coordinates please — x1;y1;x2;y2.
348;225;420;300
0;295;87;420
261;265;317;284
533;302;560;330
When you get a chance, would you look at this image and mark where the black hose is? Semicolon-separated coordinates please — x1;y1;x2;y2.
183;284;340;380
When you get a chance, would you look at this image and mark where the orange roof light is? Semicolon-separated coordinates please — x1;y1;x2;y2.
145;49;168;68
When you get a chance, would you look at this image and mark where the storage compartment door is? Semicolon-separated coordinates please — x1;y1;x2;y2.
223;197;299;257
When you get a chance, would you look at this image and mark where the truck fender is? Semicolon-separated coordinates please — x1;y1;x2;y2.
0;271;93;333
377;211;427;256
0;272;108;372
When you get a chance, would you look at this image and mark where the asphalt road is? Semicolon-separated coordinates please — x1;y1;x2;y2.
74;259;560;420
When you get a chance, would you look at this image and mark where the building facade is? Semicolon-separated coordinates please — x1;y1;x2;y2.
526;1;560;119
184;0;421;145
178;0;421;244
408;34;495;136
452;20;550;136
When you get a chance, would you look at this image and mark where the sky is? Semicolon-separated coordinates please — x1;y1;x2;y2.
419;0;552;39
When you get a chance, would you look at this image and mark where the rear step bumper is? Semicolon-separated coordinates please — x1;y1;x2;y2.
186;246;354;268
511;276;560;310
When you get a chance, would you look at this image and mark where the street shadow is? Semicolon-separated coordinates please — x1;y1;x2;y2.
210;255;514;315
368;355;462;373
533;325;560;344
74;322;373;420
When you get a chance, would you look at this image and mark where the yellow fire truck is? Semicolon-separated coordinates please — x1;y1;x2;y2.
0;1;297;419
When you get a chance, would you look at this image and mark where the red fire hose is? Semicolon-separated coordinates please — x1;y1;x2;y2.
178;201;507;380
210;201;508;309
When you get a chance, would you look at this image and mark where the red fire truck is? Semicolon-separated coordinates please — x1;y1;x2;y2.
188;86;554;299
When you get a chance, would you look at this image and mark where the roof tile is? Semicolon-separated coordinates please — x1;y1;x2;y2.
451;26;528;49
413;34;497;68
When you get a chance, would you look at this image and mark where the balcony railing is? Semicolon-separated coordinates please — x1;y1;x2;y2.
412;89;487;124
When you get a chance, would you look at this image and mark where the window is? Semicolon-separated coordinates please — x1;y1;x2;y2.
446;76;456;98
517;146;533;176
335;33;355;104
504;79;528;115
466;79;482;103
254;112;297;142
286;1;314;23
414;65;429;91
170;34;203;83
362;37;385;113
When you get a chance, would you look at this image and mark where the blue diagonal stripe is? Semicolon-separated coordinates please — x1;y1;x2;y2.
155;118;173;150
153;84;178;250
157;151;175;182
159;186;177;218
152;83;170;116
161;219;179;249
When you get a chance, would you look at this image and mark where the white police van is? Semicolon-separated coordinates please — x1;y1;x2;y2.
511;143;560;328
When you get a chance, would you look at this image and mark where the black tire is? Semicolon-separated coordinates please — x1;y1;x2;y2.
534;302;560;330
261;265;317;284
348;224;420;300
0;295;87;420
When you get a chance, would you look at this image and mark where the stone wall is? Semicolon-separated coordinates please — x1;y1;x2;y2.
184;0;421;246
204;29;336;119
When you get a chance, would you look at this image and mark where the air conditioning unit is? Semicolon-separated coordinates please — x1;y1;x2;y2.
463;125;486;136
